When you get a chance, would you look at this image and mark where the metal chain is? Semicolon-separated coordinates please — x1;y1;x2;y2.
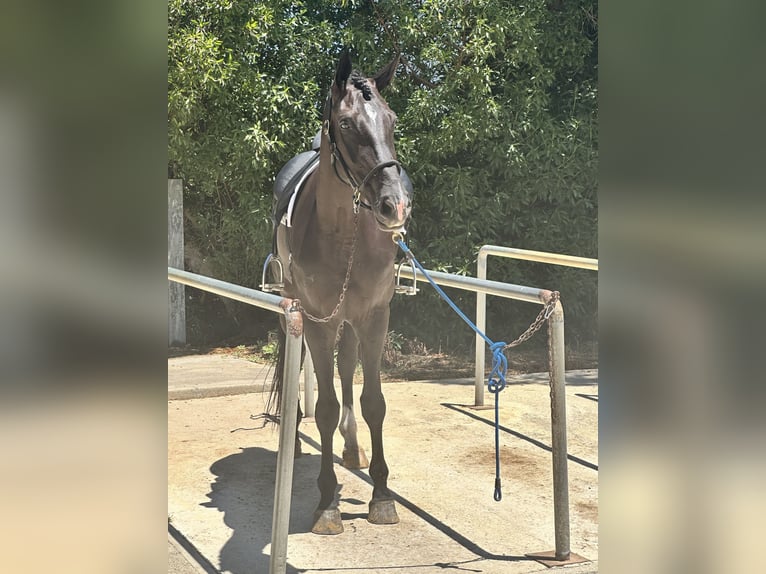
547;308;554;398
503;291;560;350
298;212;359;323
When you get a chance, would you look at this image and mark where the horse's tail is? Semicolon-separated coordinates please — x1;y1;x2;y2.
267;327;306;423
267;327;287;417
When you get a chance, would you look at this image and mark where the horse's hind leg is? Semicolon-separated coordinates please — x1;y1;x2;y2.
357;307;399;525
337;324;369;469
304;321;344;535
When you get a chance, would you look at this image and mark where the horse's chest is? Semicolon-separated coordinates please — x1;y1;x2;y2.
292;251;394;313
295;259;392;294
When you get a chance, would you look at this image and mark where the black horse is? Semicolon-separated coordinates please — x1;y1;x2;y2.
270;51;412;535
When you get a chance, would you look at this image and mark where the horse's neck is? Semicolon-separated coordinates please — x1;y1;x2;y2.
313;151;356;235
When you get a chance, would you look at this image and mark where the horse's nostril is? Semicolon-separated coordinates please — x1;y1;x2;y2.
380;197;396;223
380;198;396;219
377;195;409;227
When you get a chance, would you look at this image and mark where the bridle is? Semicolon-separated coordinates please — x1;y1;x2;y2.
297;90;407;324
322;93;403;214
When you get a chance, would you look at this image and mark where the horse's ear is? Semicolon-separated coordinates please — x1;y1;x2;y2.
374;54;399;92
335;50;352;91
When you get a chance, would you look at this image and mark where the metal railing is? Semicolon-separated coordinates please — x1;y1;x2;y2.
396;263;572;561
474;245;598;407
171;258;586;564
168;267;303;574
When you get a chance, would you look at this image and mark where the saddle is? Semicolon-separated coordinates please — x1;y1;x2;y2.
271;131;322;230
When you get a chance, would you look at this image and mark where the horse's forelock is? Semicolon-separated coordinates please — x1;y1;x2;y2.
349;70;373;101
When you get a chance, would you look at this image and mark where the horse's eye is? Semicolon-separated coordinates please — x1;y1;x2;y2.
339;119;350;130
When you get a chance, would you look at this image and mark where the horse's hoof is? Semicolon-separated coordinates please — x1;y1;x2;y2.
368;499;399;525
342;447;369;469
312;508;344;535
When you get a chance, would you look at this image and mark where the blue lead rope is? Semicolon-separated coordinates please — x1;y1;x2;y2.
396;239;507;501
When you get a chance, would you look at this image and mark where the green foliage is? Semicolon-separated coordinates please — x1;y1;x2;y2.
168;0;597;351
168;0;346;285
259;339;278;360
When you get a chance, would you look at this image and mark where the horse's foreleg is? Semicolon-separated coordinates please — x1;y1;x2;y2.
357;307;399;525
337;324;369;469
304;322;344;535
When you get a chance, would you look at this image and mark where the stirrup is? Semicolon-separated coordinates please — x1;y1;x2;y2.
260;253;284;293
394;259;418;296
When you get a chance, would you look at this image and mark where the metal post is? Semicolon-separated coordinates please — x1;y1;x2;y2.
168;179;185;345
528;298;584;566
303;344;315;418
549;300;570;560
270;302;303;574
474;251;488;406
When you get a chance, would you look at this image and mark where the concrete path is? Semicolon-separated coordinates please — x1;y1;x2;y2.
169;354;274;400
168;354;598;573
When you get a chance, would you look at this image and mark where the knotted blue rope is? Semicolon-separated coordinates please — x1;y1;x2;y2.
396;239;507;501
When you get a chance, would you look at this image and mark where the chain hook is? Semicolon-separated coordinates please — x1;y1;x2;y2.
544;291;560;319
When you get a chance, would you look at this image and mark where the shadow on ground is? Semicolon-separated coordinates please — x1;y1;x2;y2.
202;439;539;573
203;446;320;574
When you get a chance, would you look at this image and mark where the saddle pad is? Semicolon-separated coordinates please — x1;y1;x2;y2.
282;158;319;227
272;151;319;225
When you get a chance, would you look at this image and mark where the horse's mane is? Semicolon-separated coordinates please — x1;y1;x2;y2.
349;70;373;101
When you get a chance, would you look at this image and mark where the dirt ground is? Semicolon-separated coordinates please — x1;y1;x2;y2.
168;355;598;574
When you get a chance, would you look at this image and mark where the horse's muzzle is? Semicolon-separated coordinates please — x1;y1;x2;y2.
374;192;411;231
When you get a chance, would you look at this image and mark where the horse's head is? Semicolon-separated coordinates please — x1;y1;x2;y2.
324;51;411;232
